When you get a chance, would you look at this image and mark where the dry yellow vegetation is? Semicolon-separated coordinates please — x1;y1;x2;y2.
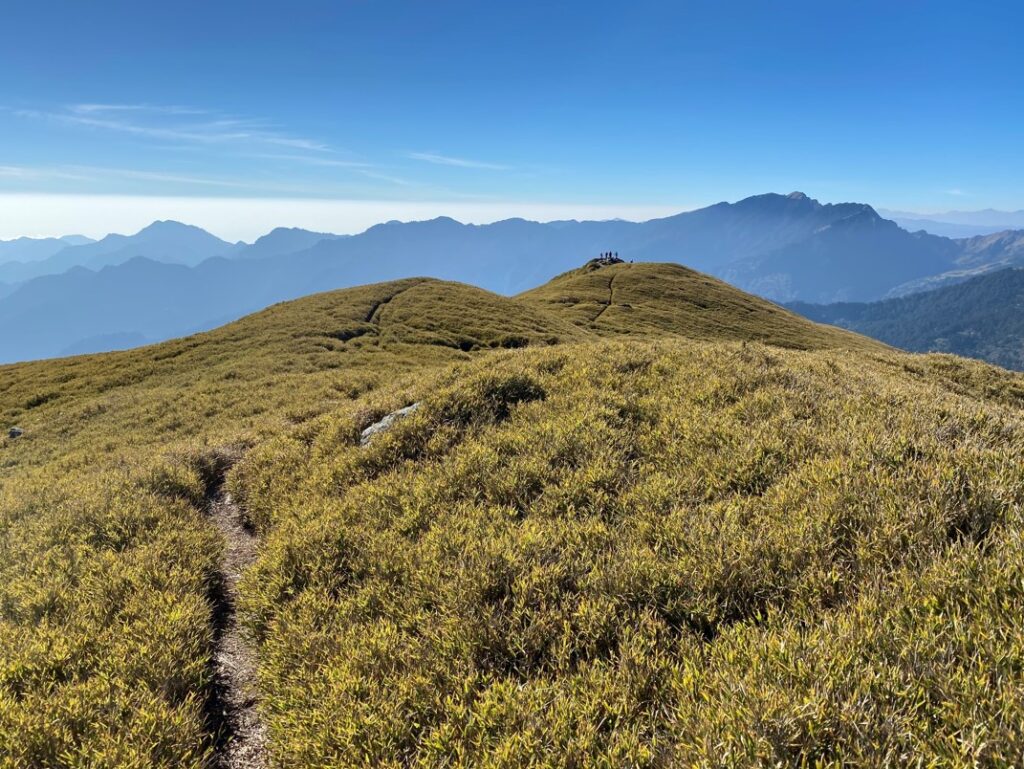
520;261;884;352
2;262;1022;767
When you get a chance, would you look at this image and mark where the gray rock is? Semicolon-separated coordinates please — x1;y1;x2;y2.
360;403;420;446
8;426;24;439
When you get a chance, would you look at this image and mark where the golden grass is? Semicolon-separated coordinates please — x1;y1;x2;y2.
520;261;886;352
1;263;1021;766
232;340;1024;766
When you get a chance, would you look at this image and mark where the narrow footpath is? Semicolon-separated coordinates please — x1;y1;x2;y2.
206;486;267;769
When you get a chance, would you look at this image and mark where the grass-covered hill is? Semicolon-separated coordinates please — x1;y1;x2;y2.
3;261;1024;767
792;266;1024;371
520;260;883;352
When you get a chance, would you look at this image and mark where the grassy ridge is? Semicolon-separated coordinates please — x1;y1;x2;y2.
0;263;1021;766
521;261;885;352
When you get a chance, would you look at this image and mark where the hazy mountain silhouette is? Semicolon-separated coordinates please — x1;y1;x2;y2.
880;208;1024;228
232;227;345;260
254;192;915;295
885;217;1016;239
58;235;96;246
0;234;96;265
722;207;962;302
0;258;237;362
3;192;1023;363
887;229;1024;295
0;221;236;284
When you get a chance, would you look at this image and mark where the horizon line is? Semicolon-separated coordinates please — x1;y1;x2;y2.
1;191;1020;243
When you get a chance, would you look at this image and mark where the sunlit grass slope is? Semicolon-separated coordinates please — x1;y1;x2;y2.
233;341;1024;766
0;277;577;767
521;260;885;352
1;263;1022;767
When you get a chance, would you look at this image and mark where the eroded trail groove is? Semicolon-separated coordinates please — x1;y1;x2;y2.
207;485;267;769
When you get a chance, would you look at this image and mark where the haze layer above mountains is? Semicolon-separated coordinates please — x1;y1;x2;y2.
3;192;1024;364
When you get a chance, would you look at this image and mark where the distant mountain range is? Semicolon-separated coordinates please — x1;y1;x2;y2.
232;226;346;261
879;208;1024;238
0;234;95;266
791;267;1024;371
0;222;238;284
0;223;353;287
887;230;1024;295
3;192;1024;364
881;207;1024;227
883;218;1015;239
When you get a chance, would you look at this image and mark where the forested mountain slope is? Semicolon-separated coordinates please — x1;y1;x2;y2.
792;267;1024;370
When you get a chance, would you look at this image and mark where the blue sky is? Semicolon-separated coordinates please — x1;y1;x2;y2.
1;0;1022;239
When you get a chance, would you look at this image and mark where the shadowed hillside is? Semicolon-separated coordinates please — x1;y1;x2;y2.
791;266;1024;370
3;262;1024;767
723;208;961;303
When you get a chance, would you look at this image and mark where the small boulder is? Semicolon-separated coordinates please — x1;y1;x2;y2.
8;426;24;439
360;403;420;446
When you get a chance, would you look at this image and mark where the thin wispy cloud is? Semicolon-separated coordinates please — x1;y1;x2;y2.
359;169;424;187
944;188;967;197
257;153;374;169
70;103;209;116
0;165;93;182
0;161;488;200
0;163;322;193
407;152;510;171
4;105;522;200
79;166;262;188
262;136;333;152
16;105;332;153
